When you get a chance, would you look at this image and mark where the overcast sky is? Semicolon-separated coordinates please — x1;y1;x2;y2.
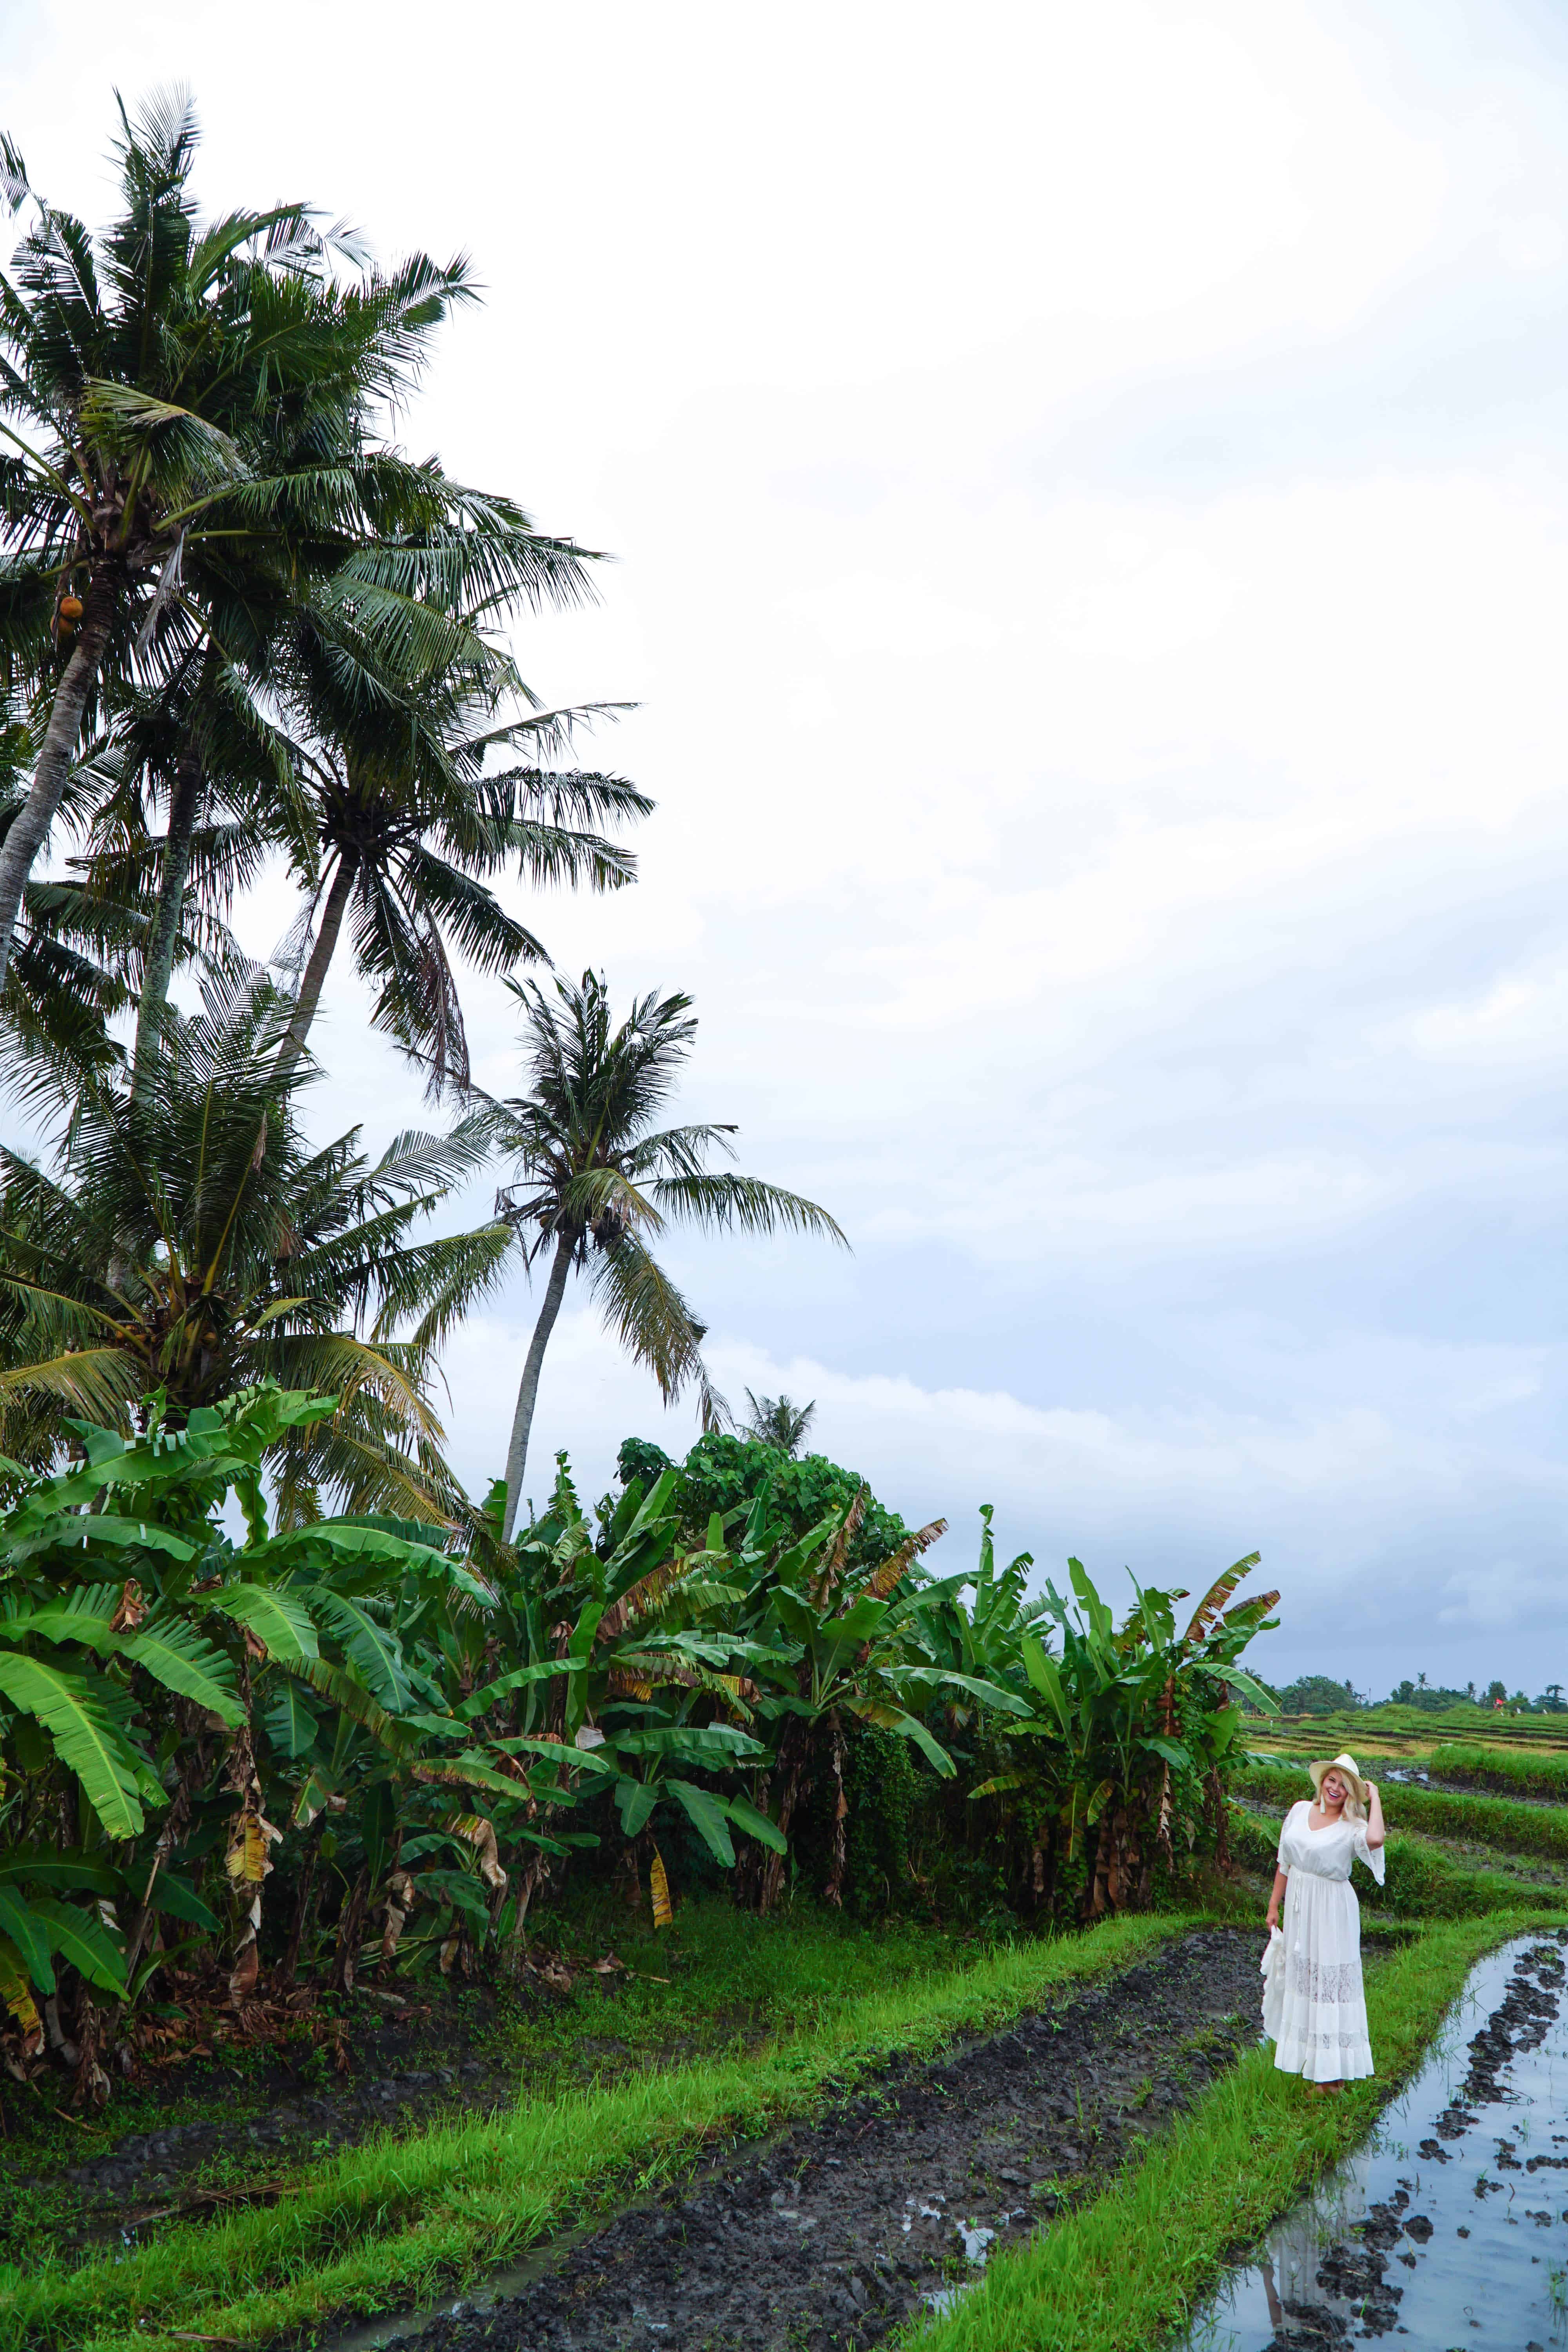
7;0;1568;1698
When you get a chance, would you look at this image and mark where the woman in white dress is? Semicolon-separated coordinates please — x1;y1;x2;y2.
1262;1753;1387;2094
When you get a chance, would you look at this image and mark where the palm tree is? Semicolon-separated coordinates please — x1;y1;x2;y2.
64;646;298;1094
0;88;597;994
483;971;848;1541
0;966;511;1521
266;614;652;1093
741;1390;817;1455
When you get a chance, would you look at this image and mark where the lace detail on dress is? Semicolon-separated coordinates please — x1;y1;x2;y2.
1288;1956;1361;2003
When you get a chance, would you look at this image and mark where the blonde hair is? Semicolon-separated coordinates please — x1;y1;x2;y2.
1317;1766;1365;1822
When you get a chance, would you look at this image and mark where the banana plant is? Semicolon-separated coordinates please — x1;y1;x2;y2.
399;1458;789;1927
971;1551;1278;1916
709;1486;1033;1907
0;1383;507;2070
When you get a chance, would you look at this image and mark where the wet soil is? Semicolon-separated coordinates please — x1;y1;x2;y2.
0;1965;763;2260
0;1989;520;2256
348;1928;1263;2352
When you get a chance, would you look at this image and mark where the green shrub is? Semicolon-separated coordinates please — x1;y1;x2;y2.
1275;1675;1359;1714
616;1430;913;1571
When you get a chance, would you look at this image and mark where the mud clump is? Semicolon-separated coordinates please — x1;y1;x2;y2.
385;1928;1259;2352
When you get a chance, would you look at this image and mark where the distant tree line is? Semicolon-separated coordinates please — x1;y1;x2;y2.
1269;1671;1568;1717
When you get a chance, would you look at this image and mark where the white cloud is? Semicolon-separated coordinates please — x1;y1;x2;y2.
10;0;1568;1700
779;575;1001;660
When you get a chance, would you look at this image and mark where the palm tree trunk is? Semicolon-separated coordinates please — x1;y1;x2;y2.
0;567;119;992
130;740;203;1100
275;850;358;1077
132;644;224;1099
501;1226;575;1542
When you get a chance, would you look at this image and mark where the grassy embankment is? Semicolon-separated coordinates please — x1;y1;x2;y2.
1244;1703;1568;1762
906;1761;1565;2352
1232;1756;1568;1876
1428;1740;1568;1801
913;1907;1565;2352
2;1907;1193;2352
0;1900;993;2270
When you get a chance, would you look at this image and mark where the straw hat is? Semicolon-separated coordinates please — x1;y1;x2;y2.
1308;1752;1371;1810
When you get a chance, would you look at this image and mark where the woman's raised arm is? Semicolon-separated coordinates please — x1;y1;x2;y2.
1365;1781;1385;1851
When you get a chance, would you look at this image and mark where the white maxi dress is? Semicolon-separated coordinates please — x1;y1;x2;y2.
1261;1800;1384;2083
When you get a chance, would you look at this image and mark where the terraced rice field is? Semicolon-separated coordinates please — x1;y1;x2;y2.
4;1773;1563;2352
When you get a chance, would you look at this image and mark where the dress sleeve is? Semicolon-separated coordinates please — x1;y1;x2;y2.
1353;1820;1385;1885
1277;1802;1296;1870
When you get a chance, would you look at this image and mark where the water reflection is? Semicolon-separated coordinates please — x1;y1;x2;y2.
1176;1932;1568;2350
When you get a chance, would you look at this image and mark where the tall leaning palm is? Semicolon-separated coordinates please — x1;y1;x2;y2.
0;90;341;982
0;88;595;993
484;971;848;1541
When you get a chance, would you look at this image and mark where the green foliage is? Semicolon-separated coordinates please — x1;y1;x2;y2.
0;1381;1279;2106
659;1430;913;1571
964;1546;1280;1919
839;1723;922;1913
1428;1741;1568;1801
0;970;510;1515
0;1382;495;2051
1388;1677;1475;1712
1275;1674;1360;1714
739;1389;817;1455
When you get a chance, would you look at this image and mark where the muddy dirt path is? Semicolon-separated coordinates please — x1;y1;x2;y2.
355;1927;1262;2352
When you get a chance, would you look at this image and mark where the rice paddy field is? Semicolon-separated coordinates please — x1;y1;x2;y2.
5;1744;1564;2352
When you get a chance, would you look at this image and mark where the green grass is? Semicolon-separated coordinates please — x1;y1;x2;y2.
1227;1795;1554;1915
1232;1757;1568;1869
1299;1702;1568;1739
1248;1705;1568;1751
910;1908;1568;2352
0;1898;991;2270
1428;1740;1568;1802
2;1910;1192;2352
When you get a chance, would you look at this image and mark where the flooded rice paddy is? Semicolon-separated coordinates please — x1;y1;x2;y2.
1176;1932;1568;2352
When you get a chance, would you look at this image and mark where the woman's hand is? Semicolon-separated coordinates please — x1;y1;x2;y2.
1265;1902;1279;1931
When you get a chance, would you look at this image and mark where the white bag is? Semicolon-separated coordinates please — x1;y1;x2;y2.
1260;1924;1285;2043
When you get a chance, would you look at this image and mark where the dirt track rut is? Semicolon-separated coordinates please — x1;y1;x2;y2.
388;1926;1261;2352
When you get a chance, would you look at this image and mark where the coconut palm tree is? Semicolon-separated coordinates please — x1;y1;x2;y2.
0;685;252;1091
741;1390;817;1455
0;87;597;993
64;645;299;1094
265;612;652;1093
0;965;511;1521
482;970;848;1541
